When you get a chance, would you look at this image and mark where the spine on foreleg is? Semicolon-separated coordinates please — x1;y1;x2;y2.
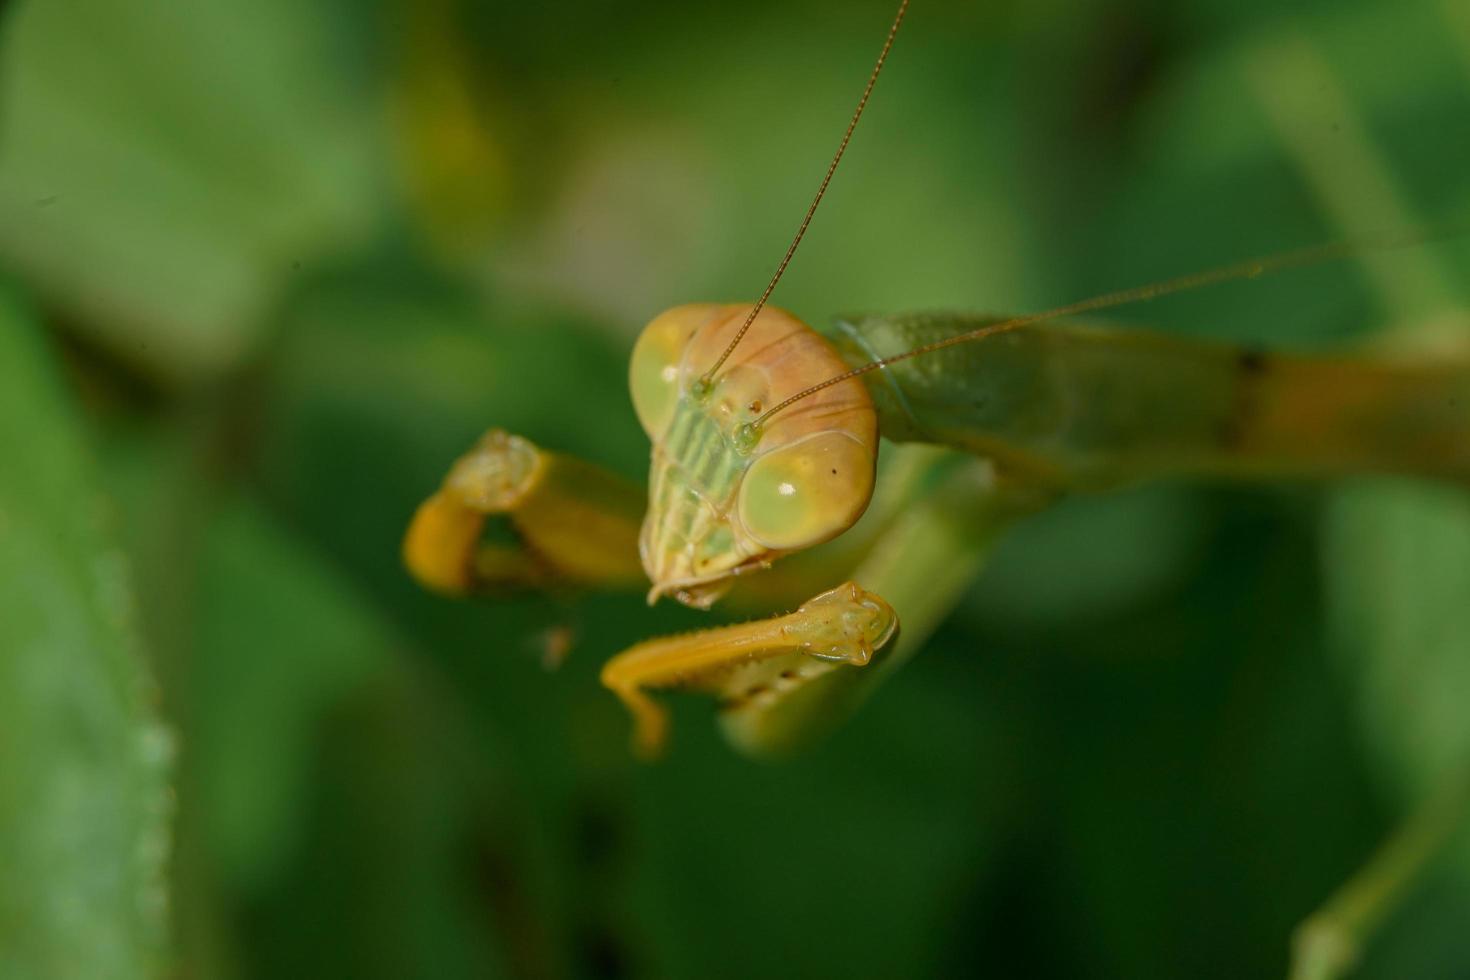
825;313;1470;489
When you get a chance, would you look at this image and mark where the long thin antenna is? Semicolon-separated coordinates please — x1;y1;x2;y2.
749;228;1461;429
698;0;910;390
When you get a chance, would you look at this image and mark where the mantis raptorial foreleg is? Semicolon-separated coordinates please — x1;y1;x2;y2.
403;428;646;595
718;456;1046;754
601;454;1048;756
600;581;898;757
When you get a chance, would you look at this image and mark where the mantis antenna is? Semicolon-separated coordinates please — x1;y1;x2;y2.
747;226;1468;432
697;0;910;391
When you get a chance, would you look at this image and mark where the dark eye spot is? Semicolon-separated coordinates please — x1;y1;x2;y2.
831;469;837;475
748;400;763;413
1237;347;1268;375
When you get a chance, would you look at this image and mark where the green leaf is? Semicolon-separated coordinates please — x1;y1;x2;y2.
188;497;513;979
0;0;384;383
1324;481;1470;802
191;499;395;891
0;286;171;979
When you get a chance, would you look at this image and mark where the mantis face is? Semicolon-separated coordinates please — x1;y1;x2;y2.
629;303;879;607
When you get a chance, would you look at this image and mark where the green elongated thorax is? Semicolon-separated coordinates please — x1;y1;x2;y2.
825;314;1470;490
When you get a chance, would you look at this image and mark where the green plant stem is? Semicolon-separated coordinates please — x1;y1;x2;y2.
1289;764;1470;980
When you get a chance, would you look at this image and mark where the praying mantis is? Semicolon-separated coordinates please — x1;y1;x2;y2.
405;297;1470;754
403;4;1468;975
404;0;1468;757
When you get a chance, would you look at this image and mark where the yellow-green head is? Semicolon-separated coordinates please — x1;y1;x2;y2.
630;303;879;607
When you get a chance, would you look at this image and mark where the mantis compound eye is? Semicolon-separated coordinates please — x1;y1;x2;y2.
737;430;875;552
629;304;719;438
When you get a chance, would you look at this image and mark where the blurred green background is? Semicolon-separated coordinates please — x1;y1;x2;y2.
2;0;1470;977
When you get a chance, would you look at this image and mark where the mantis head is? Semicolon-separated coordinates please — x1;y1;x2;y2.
629;303;878;607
